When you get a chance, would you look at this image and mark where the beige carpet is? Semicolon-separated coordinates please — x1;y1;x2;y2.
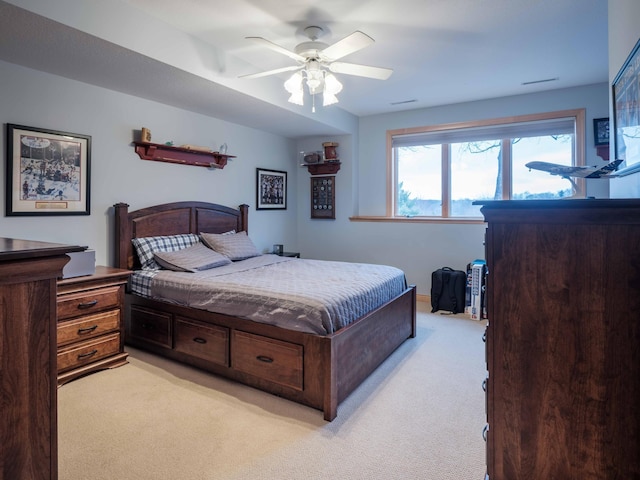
58;302;487;479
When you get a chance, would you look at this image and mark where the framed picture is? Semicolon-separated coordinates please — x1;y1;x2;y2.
612;37;640;175
6;124;91;216
256;168;287;210
311;175;335;219
593;117;609;146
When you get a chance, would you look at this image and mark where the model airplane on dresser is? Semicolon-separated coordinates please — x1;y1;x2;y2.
525;158;623;178
525;158;623;198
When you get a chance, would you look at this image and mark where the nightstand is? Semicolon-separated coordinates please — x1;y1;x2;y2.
56;266;131;386
278;251;300;258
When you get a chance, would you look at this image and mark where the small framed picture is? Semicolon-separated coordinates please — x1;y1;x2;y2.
6;124;91;216
593;117;609;146
311;175;335;219
256;168;287;210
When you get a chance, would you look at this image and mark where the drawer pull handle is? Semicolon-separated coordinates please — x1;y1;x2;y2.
141;323;156;330
77;349;98;359
77;300;98;309
256;355;274;363
482;378;487;392
77;325;99;335
482;424;489;441
193;337;207;344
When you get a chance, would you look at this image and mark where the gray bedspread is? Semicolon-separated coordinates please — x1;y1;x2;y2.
149;254;407;335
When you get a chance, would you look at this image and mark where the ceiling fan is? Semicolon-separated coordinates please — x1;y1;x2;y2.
240;26;393;110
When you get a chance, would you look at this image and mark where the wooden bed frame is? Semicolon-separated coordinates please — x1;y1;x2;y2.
114;201;416;421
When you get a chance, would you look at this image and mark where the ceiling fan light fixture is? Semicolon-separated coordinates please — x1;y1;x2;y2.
323;92;339;107
324;73;342;95
306;78;323;93
284;71;303;93
322;73;342;107
284;71;304;106
287;90;304;106
305;62;324;93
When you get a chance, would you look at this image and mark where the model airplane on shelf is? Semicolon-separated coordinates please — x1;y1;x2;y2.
525;158;623;178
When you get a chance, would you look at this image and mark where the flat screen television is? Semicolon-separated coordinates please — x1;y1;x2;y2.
612;37;640;177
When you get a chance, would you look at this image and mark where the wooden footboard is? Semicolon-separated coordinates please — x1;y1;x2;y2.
325;285;417;420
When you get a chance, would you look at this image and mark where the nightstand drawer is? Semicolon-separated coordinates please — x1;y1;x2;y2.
57;309;120;347
57;332;121;373
232;331;303;391
57;285;121;320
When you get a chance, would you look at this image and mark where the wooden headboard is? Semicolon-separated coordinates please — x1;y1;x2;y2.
114;201;249;270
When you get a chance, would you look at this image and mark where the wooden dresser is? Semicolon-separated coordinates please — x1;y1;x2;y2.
0;238;84;480
57;266;130;385
480;199;640;480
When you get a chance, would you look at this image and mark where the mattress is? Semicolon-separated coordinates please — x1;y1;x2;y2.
130;254;407;335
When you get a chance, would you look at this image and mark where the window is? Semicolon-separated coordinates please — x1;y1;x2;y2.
388;109;585;219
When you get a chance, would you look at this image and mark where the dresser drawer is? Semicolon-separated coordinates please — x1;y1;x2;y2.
57;332;121;373
231;331;303;391
175;317;229;367
58;309;120;347
57;285;121;320
129;305;172;347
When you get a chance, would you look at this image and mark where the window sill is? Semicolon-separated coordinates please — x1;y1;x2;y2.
349;216;485;224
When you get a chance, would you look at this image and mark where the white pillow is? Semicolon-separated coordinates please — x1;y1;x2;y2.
200;231;261;261
132;233;200;270
154;243;231;272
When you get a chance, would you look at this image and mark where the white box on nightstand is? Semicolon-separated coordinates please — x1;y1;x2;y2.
62;249;96;278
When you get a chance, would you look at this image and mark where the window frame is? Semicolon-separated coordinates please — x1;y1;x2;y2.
386;109;586;220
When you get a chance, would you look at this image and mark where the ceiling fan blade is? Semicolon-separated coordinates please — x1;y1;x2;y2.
246;37;305;62
329;62;393;80
239;65;302;79
321;31;374;61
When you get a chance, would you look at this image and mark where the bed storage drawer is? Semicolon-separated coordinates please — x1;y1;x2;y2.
174;317;229;367
57;332;121;373
130;305;172;347
232;331;303;391
58;310;120;347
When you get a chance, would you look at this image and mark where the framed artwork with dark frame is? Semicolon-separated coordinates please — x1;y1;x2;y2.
612;37;640;176
593;117;610;146
311;175;335;219
256;168;287;210
6;123;91;216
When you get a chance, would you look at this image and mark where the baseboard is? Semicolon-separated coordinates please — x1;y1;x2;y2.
417;293;429;304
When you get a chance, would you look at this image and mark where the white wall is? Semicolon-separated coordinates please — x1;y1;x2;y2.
0;60;300;265
608;0;640;198
0;60;612;297
297;84;610;296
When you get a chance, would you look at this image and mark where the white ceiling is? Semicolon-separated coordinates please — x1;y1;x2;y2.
0;0;608;138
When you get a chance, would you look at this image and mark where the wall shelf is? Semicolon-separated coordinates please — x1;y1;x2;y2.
303;162;341;175
133;141;235;169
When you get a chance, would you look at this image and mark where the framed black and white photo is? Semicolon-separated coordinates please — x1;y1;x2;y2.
6;124;91;216
256;168;287;210
593;117;610;146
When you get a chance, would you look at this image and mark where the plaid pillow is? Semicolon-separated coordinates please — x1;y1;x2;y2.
200;231;261;261
132;233;200;270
